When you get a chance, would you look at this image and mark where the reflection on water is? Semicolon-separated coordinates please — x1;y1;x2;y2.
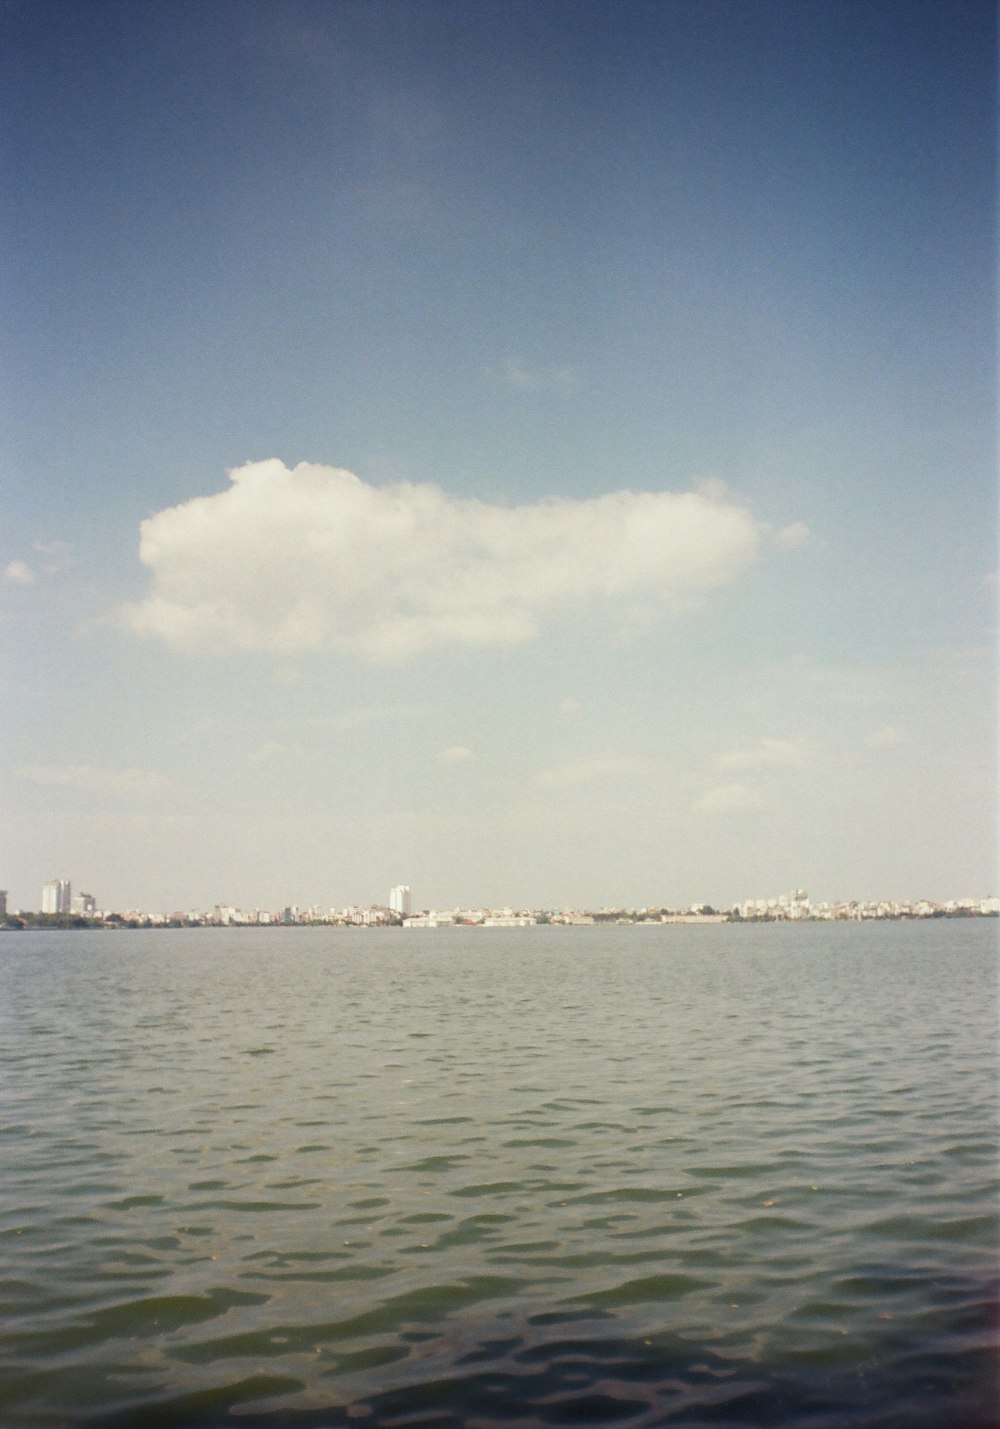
1;920;997;1427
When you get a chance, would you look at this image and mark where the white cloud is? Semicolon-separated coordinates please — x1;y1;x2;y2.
4;560;35;585
438;745;474;763
490;356;578;391
694;781;767;814
716;737;809;770
123;459;772;661
19;764;182;801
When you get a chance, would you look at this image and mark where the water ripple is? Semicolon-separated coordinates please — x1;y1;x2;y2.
0;920;996;1427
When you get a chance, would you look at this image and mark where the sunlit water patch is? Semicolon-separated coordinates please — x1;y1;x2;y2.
0;920;996;1427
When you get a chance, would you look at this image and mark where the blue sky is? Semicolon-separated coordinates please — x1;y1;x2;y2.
2;0;995;913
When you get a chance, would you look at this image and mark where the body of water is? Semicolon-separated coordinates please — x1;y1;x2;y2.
1;920;997;1427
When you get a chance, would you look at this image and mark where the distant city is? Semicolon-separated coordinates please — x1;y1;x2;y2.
1;880;997;929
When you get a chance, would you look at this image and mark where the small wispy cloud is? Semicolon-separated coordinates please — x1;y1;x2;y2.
694;781;767;815
19;764;183;801
4;560;35;586
715;737;809;771
772;522;810;550
866;724;907;749
438;745;474;763
248;740;288;762
34;540;72;574
324;703;434;730
489;356;578;392
4;541;73;587
537;753;650;789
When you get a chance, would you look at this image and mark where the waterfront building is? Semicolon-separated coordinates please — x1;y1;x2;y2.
389;885;412;917
42;879;71;914
402;912;453;928
71;892;96;916
0;890;6;918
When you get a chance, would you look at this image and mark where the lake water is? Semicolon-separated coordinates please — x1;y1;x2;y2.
0;920;997;1428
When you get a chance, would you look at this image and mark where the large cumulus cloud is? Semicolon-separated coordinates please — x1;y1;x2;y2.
123;460;784;660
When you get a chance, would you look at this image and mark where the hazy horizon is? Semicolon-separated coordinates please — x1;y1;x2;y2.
2;0;996;913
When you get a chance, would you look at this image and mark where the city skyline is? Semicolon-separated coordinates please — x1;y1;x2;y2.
2;1;996;913
8;876;998;927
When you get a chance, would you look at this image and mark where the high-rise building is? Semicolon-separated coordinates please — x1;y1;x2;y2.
72;892;96;916
389;885;411;917
42;879;71;914
0;890;7;919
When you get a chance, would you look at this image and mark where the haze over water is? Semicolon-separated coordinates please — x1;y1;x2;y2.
1;919;996;1427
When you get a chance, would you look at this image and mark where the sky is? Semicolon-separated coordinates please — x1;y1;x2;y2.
1;0;996;914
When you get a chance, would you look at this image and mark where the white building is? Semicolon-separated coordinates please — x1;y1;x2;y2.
71;892;96;916
42;879;71;914
389;885;412;917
